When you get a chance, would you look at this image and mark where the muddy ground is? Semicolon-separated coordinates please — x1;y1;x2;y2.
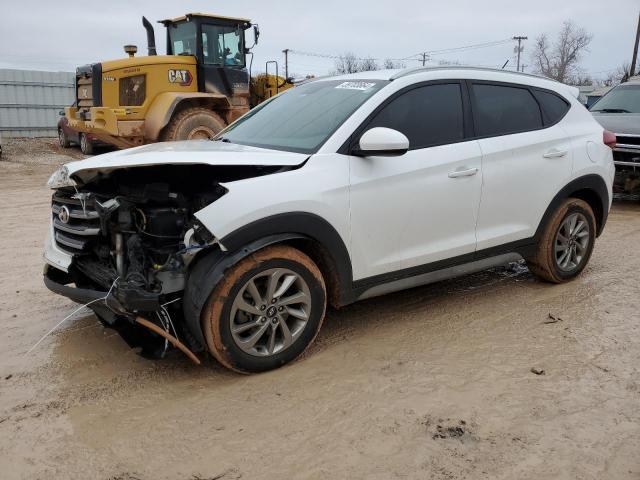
0;141;639;479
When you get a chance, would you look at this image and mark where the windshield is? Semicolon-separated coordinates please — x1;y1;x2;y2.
590;84;640;113
169;22;197;55
217;80;389;153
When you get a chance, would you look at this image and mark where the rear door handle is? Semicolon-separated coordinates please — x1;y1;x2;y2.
448;167;479;178
543;149;568;158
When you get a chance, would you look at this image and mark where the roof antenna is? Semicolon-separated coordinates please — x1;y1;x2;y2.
501;59;509;69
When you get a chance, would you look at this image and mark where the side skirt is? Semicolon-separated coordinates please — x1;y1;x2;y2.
349;239;537;303
356;252;523;300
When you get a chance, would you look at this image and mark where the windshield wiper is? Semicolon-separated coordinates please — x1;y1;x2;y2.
214;136;231;143
591;108;631;113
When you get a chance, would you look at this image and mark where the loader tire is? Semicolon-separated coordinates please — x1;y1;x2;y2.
162;107;226;141
526;198;596;283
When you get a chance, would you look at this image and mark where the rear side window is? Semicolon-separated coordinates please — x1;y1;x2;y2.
472;83;543;137
366;83;464;149
533;90;570;125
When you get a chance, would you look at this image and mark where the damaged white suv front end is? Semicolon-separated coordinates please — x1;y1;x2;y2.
44;140;312;359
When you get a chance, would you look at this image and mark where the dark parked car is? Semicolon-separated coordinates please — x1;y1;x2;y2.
590;77;640;200
57;111;107;155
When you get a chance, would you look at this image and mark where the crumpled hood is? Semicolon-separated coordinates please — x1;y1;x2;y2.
591;113;640;136
65;140;309;181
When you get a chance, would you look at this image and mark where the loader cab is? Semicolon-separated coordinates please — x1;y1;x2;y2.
161;13;255;98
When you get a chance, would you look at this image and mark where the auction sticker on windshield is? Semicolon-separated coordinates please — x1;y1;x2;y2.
335;81;377;90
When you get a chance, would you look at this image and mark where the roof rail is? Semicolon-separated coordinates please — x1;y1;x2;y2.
390;65;560;84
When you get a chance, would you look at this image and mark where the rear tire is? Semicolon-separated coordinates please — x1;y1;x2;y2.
58;128;71;148
162;107;226;141
526;198;596;283
79;133;94;155
201;245;327;373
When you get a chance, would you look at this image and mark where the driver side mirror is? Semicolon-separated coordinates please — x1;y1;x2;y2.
253;25;260;45
352;127;409;157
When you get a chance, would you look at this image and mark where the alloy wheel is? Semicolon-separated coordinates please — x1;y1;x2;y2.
230;268;312;357
554;212;590;272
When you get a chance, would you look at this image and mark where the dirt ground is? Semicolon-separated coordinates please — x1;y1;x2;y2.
0;141;639;480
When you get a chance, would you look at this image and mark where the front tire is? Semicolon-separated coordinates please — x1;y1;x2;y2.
202;245;326;373
527;198;596;283
162;107;226;141
79;133;94;155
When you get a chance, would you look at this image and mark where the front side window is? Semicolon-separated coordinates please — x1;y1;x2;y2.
218;80;388;153
472;83;543;137
590;84;640;113
202;24;245;67
365;83;464;149
168;22;197;56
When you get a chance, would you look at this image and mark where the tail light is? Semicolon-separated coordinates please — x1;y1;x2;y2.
603;130;616;149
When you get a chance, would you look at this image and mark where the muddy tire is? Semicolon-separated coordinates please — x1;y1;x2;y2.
58;128;71;148
202;245;326;373
79;134;93;155
526;198;596;283
162;107;226;141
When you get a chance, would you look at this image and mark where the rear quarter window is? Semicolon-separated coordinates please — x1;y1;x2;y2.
471;83;543;137
533;89;570;125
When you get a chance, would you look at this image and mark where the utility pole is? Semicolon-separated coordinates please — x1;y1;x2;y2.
421;52;428;66
520;64;527;73
513;36;528;72
630;12;640;78
282;48;290;79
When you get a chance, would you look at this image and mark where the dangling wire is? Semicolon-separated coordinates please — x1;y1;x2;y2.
25;277;120;356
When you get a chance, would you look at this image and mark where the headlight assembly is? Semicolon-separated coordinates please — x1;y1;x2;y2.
47;166;75;189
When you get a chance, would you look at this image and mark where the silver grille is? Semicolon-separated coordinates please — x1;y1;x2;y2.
52;191;100;254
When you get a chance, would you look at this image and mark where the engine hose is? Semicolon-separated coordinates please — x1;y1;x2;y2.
135;316;201;365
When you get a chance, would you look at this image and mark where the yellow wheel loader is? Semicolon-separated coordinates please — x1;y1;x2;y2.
66;13;291;149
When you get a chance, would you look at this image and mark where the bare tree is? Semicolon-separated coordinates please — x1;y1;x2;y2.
531;21;593;83
334;52;363;74
601;63;631;86
333;53;380;74
570;75;594;86
383;58;406;69
359;57;379;72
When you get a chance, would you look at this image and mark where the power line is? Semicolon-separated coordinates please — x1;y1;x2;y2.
288;38;513;63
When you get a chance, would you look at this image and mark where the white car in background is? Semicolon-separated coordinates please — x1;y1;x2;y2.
44;67;615;373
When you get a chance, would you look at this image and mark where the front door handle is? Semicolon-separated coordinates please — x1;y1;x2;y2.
448;167;479;178
543;149;568;158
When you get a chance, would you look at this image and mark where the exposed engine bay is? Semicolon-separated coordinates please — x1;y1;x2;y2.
46;163;289;358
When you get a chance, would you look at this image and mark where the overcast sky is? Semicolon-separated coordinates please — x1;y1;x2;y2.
1;0;638;80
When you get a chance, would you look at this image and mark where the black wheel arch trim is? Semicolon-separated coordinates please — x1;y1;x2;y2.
219;212;354;297
534;174;609;239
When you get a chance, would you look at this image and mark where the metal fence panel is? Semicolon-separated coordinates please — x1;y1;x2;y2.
0;69;74;138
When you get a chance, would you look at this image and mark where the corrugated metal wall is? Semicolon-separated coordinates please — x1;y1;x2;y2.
0;69;74;138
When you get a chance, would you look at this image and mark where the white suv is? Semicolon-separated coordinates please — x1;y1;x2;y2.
44;67;615;373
